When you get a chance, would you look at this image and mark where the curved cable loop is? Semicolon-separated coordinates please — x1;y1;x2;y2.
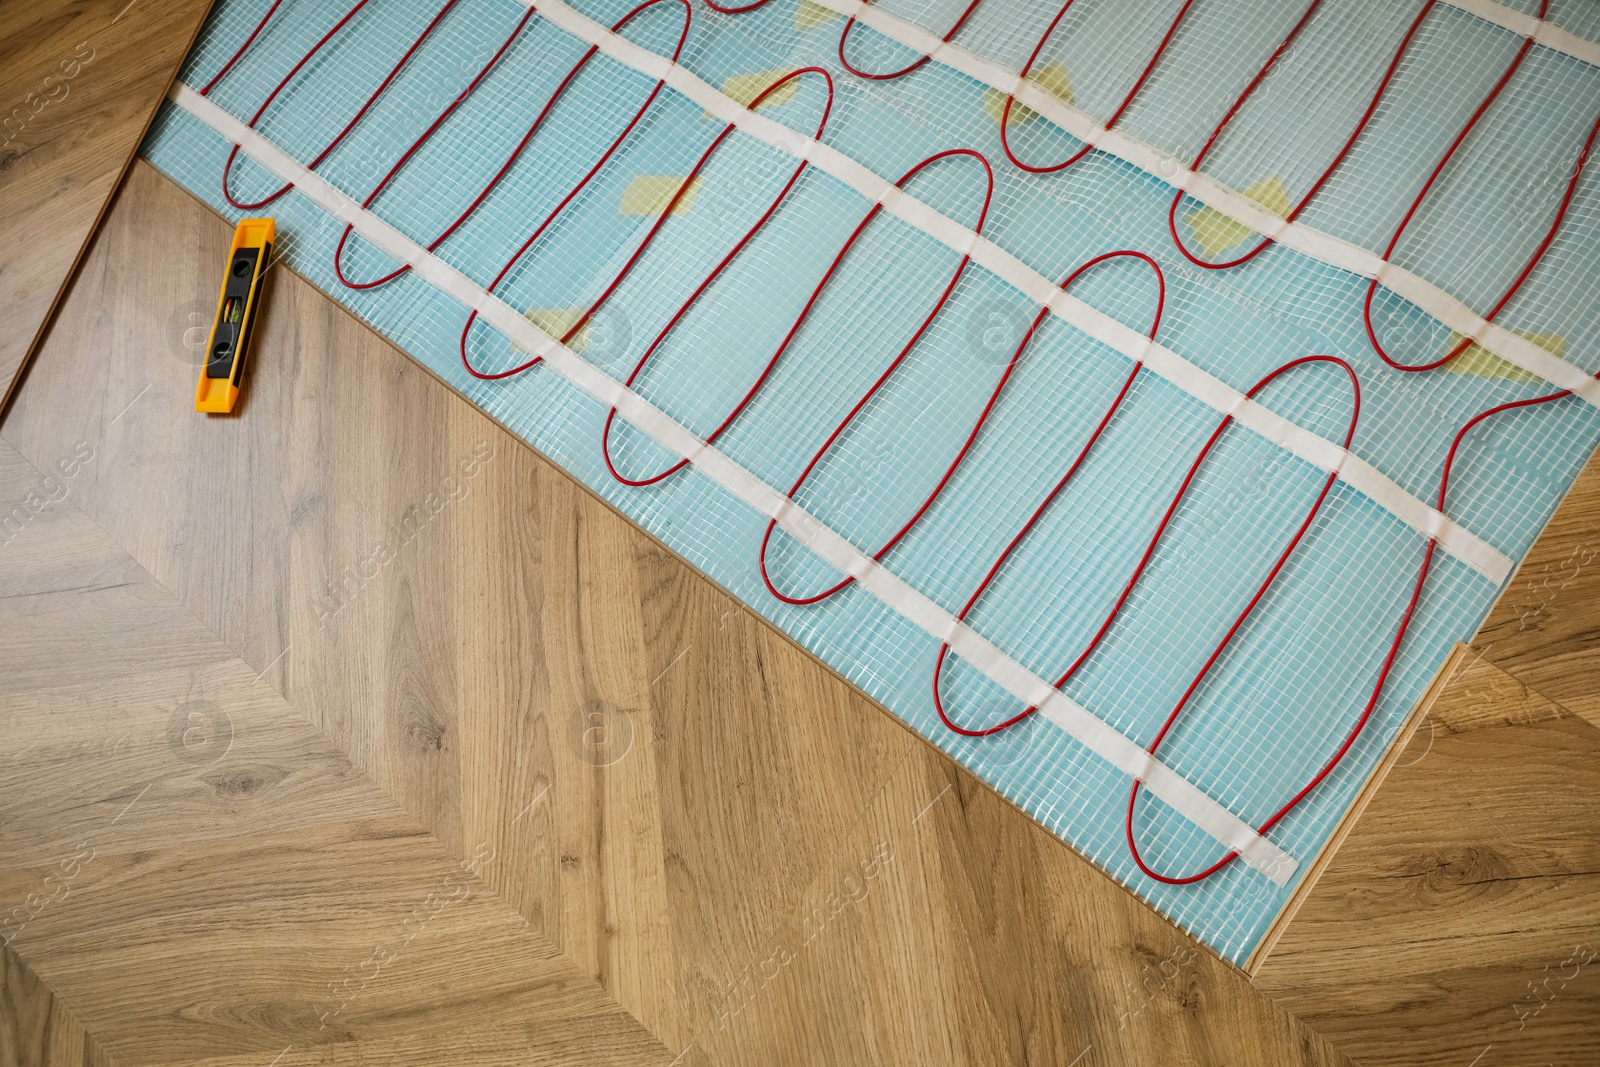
838;0;985;81
1361;0;1555;371
454;0;702;381
1107;357;1362;884
927;255;1181;738
750;148;997;604
998;0;1196;175
702;0;776;14
935;356;1359;881
1166;0;1428;268
767;251;1159;615
599;68;837;486
1125;361;1593;884
332;4;541;289
214;0;466;211
1366;96;1597;372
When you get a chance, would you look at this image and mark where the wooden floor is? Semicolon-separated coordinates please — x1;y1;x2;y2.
1256;644;1600;1067
2;4;1598;1062
0;0;215;412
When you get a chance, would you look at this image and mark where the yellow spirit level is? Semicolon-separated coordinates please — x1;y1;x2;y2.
195;218;274;413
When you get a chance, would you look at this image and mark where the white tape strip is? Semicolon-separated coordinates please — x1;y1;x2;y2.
795;0;1600;418
1440;0;1600;68
528;0;1512;585
1375;262;1600;408
169;79;1301;885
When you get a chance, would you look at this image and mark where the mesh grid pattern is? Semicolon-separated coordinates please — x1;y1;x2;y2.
1550;0;1600;42
146;0;1600;963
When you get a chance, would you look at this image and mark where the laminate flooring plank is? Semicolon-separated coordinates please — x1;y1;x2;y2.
678;745;1352;1067
1252;645;1600;1067
0;944;110;1067
0;0;216;412
0;435;674;1067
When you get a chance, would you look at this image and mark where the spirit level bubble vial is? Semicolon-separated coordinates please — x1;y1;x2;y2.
195;218;274;413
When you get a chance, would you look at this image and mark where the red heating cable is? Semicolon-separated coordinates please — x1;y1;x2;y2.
332;4;538;289
699;0;986;81
935;354;1360;886
1168;0;1423;268
702;0;773;14
208;0;470;211
603;145;984;491
334;0;691;290
762;248;1154;612
205;0;696;304
930;253;1167;736
1365;106;1600;372
1131;0;1592;880
198;0;289;95
1125;368;1594;884
597;69;838;485
751;149;997;604
455;46;823;382
998;0;1197;174
837;0;985;81
935;355;1357;742
1169;0;1552;271
604;147;985;495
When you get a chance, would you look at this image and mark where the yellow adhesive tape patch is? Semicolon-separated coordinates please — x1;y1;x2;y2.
524;308;592;352
983;63;1073;126
1186;175;1290;259
795;0;841;31
619;174;703;217
1445;329;1565;381
711;69;798;117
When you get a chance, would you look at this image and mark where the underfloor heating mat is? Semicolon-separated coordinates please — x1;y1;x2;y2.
143;0;1600;964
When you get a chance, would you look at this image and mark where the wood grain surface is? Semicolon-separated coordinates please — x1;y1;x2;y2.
0;944;101;1067
1254;644;1600;1066
0;432;673;1066
0;0;215;413
0;159;1354;1066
